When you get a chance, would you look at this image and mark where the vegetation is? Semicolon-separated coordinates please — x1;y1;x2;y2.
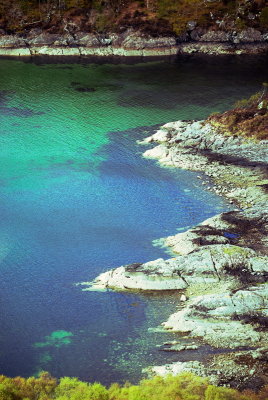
0;372;268;400
207;84;268;140
260;7;268;29
0;0;267;35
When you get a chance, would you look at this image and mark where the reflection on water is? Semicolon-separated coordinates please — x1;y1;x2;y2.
0;56;267;384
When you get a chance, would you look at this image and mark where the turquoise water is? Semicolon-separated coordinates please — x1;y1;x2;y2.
0;56;267;384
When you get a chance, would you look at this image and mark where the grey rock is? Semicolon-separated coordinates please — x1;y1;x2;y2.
27;33;60;46
28;28;42;37
176;32;189;43
163;283;268;348
74;32;100;47
53;34;75;46
190;27;205;41
236;28;263;43
121;32;176;49
0;35;26;48
186;21;197;31
200;30;232;42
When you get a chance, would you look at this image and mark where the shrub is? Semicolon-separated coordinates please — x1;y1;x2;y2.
0;371;267;400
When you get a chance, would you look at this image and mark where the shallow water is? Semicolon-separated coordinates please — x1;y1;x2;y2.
0;56;267;384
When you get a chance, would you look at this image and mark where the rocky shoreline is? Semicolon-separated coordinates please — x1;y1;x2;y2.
0;28;268;57
81;119;268;389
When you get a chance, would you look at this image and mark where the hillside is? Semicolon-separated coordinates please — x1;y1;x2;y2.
1;0;268;37
207;84;268;140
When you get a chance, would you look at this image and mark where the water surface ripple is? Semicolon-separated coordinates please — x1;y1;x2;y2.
0;57;267;384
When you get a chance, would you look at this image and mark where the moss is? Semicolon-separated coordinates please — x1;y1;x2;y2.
222;246;250;257
234;92;262;109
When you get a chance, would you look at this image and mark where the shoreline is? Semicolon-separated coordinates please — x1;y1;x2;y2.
0;31;268;58
0;43;267;58
82;119;268;389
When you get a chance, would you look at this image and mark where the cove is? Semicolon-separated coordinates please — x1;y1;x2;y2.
0;56;267;385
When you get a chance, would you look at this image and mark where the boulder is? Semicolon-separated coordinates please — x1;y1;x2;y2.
0;35;26;48
27;33;60;46
74;32;101;47
236;28;263;43
145;360;205;378
190;27;206;41
186;21;197;31
199;30;232;42
53;34;76;46
121;32;176;49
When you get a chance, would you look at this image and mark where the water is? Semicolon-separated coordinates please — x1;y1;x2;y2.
0;56;267;384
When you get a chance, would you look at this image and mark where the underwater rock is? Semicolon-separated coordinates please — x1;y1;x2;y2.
74;87;96;92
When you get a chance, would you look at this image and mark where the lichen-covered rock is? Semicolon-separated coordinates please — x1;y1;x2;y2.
200;30;232;42
236;28;263;43
147;348;268;388
81;243;267;292
81;258;189;291
145;360;205;378
27;33;60;46
121;33;176;49
164;229;229;255
161;208;268;258
74;33;100;47
53;35;72;46
162;284;268;348
0;35;26;47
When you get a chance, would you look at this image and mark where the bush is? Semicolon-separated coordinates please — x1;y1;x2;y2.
0;372;267;400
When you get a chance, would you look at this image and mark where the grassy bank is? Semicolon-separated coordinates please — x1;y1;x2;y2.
207;85;268;140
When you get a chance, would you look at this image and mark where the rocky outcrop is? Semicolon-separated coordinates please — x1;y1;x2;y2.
141;120;268;210
163;284;268;348
83;116;268;387
81;244;267;292
164;209;268;256
0;31;179;57
136;118;268;386
146;348;268;389
0;28;267;57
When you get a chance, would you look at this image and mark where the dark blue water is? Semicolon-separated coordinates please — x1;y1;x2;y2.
0;56;267;384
